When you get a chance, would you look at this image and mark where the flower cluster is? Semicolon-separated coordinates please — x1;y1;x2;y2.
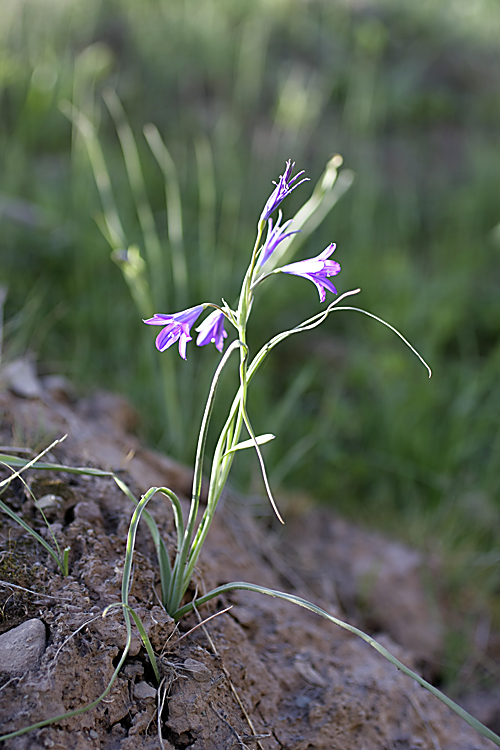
144;161;341;358
144;306;227;359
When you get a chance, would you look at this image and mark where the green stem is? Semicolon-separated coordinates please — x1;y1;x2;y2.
180;393;243;592
236;221;263;327
167;340;241;612
177;232;269;599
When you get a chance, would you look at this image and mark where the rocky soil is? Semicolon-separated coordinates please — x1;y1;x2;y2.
0;360;497;749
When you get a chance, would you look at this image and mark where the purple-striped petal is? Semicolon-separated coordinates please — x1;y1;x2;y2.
259;211;300;267
279;243;340;302
143;305;204;359
260;160;309;223
196;310;228;352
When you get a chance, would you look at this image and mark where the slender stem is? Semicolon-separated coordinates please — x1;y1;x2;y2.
327;306;432;377
177;234;270;599
168;224;266;609
122;488;160;606
175;294;362;593
167;341;241;611
236;222;263;327
181;392;243;590
180;345;247;594
239;402;283;523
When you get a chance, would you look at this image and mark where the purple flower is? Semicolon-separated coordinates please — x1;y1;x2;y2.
143;305;204;359
280;244;341;302
259;211;300;267
196;310;228;352
260;160;309;222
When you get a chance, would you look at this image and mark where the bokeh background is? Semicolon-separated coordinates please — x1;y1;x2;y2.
2;0;500;690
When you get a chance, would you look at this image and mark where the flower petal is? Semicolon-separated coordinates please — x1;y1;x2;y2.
259;212;300;267
178;329;191;360
143;313;175;326
145;305;204;358
156;322;182;352
260;160;309;222
196;310;228;352
279;244;341;302
317;243;337;261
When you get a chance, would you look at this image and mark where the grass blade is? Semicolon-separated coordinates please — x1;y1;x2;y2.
173;582;500;748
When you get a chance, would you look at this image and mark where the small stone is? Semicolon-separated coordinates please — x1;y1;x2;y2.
0;357;42;398
37;494;62;511
182;658;211;682
0;619;46;676
295;694;310;708
89;730;99;739
36;494;63;522
133;681;157;702
73;500;104;525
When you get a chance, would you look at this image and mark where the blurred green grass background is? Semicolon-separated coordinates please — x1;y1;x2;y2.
2;0;500;687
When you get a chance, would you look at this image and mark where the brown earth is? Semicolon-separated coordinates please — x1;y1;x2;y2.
0;365;496;749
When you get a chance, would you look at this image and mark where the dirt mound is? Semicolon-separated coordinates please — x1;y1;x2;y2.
0;372;495;749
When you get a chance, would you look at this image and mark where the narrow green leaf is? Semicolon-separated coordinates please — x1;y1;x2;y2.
173;582;500;748
0;497;66;574
124;605;161;683
222;433;275;457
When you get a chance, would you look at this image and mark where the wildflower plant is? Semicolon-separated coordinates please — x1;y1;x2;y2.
1;161;500;747
137;160;427;608
129;160;499;745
